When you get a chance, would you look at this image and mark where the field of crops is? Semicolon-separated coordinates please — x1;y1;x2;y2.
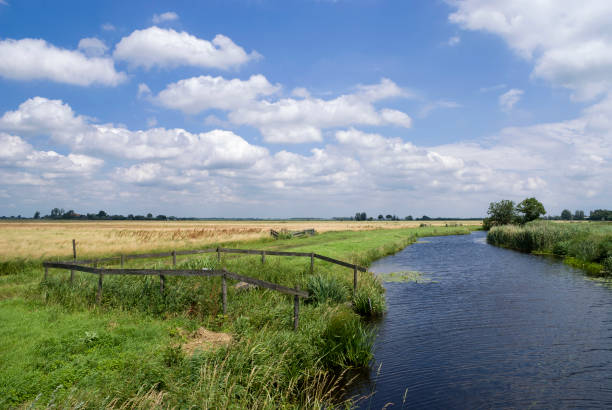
0;220;480;260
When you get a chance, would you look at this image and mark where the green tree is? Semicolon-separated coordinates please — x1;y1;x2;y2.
33;211;40;219
483;199;515;230
574;210;585;220
405;215;413;221
378;214;383;220
516;197;546;223
560;209;572;220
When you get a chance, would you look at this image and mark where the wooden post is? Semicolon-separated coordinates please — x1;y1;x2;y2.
172;250;176;266
120;254;124;268
70;239;76;283
294;290;300;331
222;273;227;315
160;274;165;294
97;271;103;305
44;266;48;281
217;247;221;263
353;266;358;296
310;253;314;273
261;250;265;264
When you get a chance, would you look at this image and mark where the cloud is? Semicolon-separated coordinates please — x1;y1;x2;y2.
447;36;461;46
113;27;260;70
77;37;108;57
101;23;115;31
0;97;88;136
137;83;152;98
498;88;523;111
152;11;179;24
479;84;507;93
0;38;126;86
153;74;280;114
227;78;413;143
449;0;612;100
419;99;462;117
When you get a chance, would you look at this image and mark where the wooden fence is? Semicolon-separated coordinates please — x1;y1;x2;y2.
42;241;367;330
270;229;316;239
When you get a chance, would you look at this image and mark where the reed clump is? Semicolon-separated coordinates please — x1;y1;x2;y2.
487;221;612;275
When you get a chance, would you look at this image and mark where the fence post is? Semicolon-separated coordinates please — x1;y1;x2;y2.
120;254;124;268
353;266;358;296
172;250;176;266
222;272;227;315
217;247;221;263
44;266;48;281
294;288;300;331
261;250;265;264
310;253;314;273
96;267;103;305
70;239;76;283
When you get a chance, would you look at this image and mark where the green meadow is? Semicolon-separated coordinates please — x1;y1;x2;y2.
0;225;475;408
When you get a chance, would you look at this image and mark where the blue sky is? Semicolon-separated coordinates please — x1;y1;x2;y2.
0;0;609;217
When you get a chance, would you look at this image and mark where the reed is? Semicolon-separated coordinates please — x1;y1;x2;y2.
487;220;612;275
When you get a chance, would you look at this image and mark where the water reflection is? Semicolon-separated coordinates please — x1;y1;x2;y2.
349;231;612;408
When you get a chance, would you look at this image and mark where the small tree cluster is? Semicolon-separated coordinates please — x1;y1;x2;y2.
483;197;546;230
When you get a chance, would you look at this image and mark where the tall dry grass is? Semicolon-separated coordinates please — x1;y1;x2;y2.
0;220;481;260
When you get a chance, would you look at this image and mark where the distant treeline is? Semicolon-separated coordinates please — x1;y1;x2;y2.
1;208;189;221
337;212;482;221
549;209;612;221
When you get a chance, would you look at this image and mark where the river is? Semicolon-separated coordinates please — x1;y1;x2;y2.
349;231;612;408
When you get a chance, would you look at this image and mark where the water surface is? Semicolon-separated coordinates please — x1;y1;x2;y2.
351;231;612;409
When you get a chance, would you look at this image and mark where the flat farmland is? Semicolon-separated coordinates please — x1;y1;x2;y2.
0;219;481;260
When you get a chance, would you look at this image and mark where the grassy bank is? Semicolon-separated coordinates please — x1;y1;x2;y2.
487;221;612;275
1;225;475;408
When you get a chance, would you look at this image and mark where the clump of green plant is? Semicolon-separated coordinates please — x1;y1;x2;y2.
352;285;386;316
307;274;349;305
320;309;374;368
0;259;39;276
603;256;612;275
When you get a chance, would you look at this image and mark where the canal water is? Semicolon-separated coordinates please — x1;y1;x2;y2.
350;231;612;409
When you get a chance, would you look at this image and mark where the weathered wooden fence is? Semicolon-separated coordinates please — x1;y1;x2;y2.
42;241;367;330
270;229;316;239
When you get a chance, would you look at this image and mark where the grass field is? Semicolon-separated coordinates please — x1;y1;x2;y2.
487;220;612;274
0;224;478;408
0;220;480;260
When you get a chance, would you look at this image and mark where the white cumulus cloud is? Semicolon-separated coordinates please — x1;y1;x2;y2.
499;88;523;111
113;27;260;70
152;11;179;24
0;38;126;86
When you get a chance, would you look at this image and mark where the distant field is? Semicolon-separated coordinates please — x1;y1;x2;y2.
0;220;481;260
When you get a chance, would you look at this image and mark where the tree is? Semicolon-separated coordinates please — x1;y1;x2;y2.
378;214;384;220
574;210;585;220
483;199;515;230
516;197;546;223
354;212;367;221
405;215;413;221
421;215;431;221
97;210;107;218
560;209;572;220
385;214;392;220
146;213;153;219
33;211;40;219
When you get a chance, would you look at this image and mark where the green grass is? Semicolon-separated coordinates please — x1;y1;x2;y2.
487;221;612;275
0;225;475;408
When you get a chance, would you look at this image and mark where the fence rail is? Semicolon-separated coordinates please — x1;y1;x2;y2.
270;229;316;239
45;240;368;330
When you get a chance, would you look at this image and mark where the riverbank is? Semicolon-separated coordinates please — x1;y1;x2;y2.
486;221;612;275
0;225;476;408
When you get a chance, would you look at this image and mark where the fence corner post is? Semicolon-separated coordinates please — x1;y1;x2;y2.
294;288;300;331
222;272;227;315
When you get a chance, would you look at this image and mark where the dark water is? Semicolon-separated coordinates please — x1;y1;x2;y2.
350;231;612;409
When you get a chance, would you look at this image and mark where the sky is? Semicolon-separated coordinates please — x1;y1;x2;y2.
0;0;610;218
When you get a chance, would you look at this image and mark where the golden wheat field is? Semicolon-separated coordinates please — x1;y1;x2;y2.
0;219;481;260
